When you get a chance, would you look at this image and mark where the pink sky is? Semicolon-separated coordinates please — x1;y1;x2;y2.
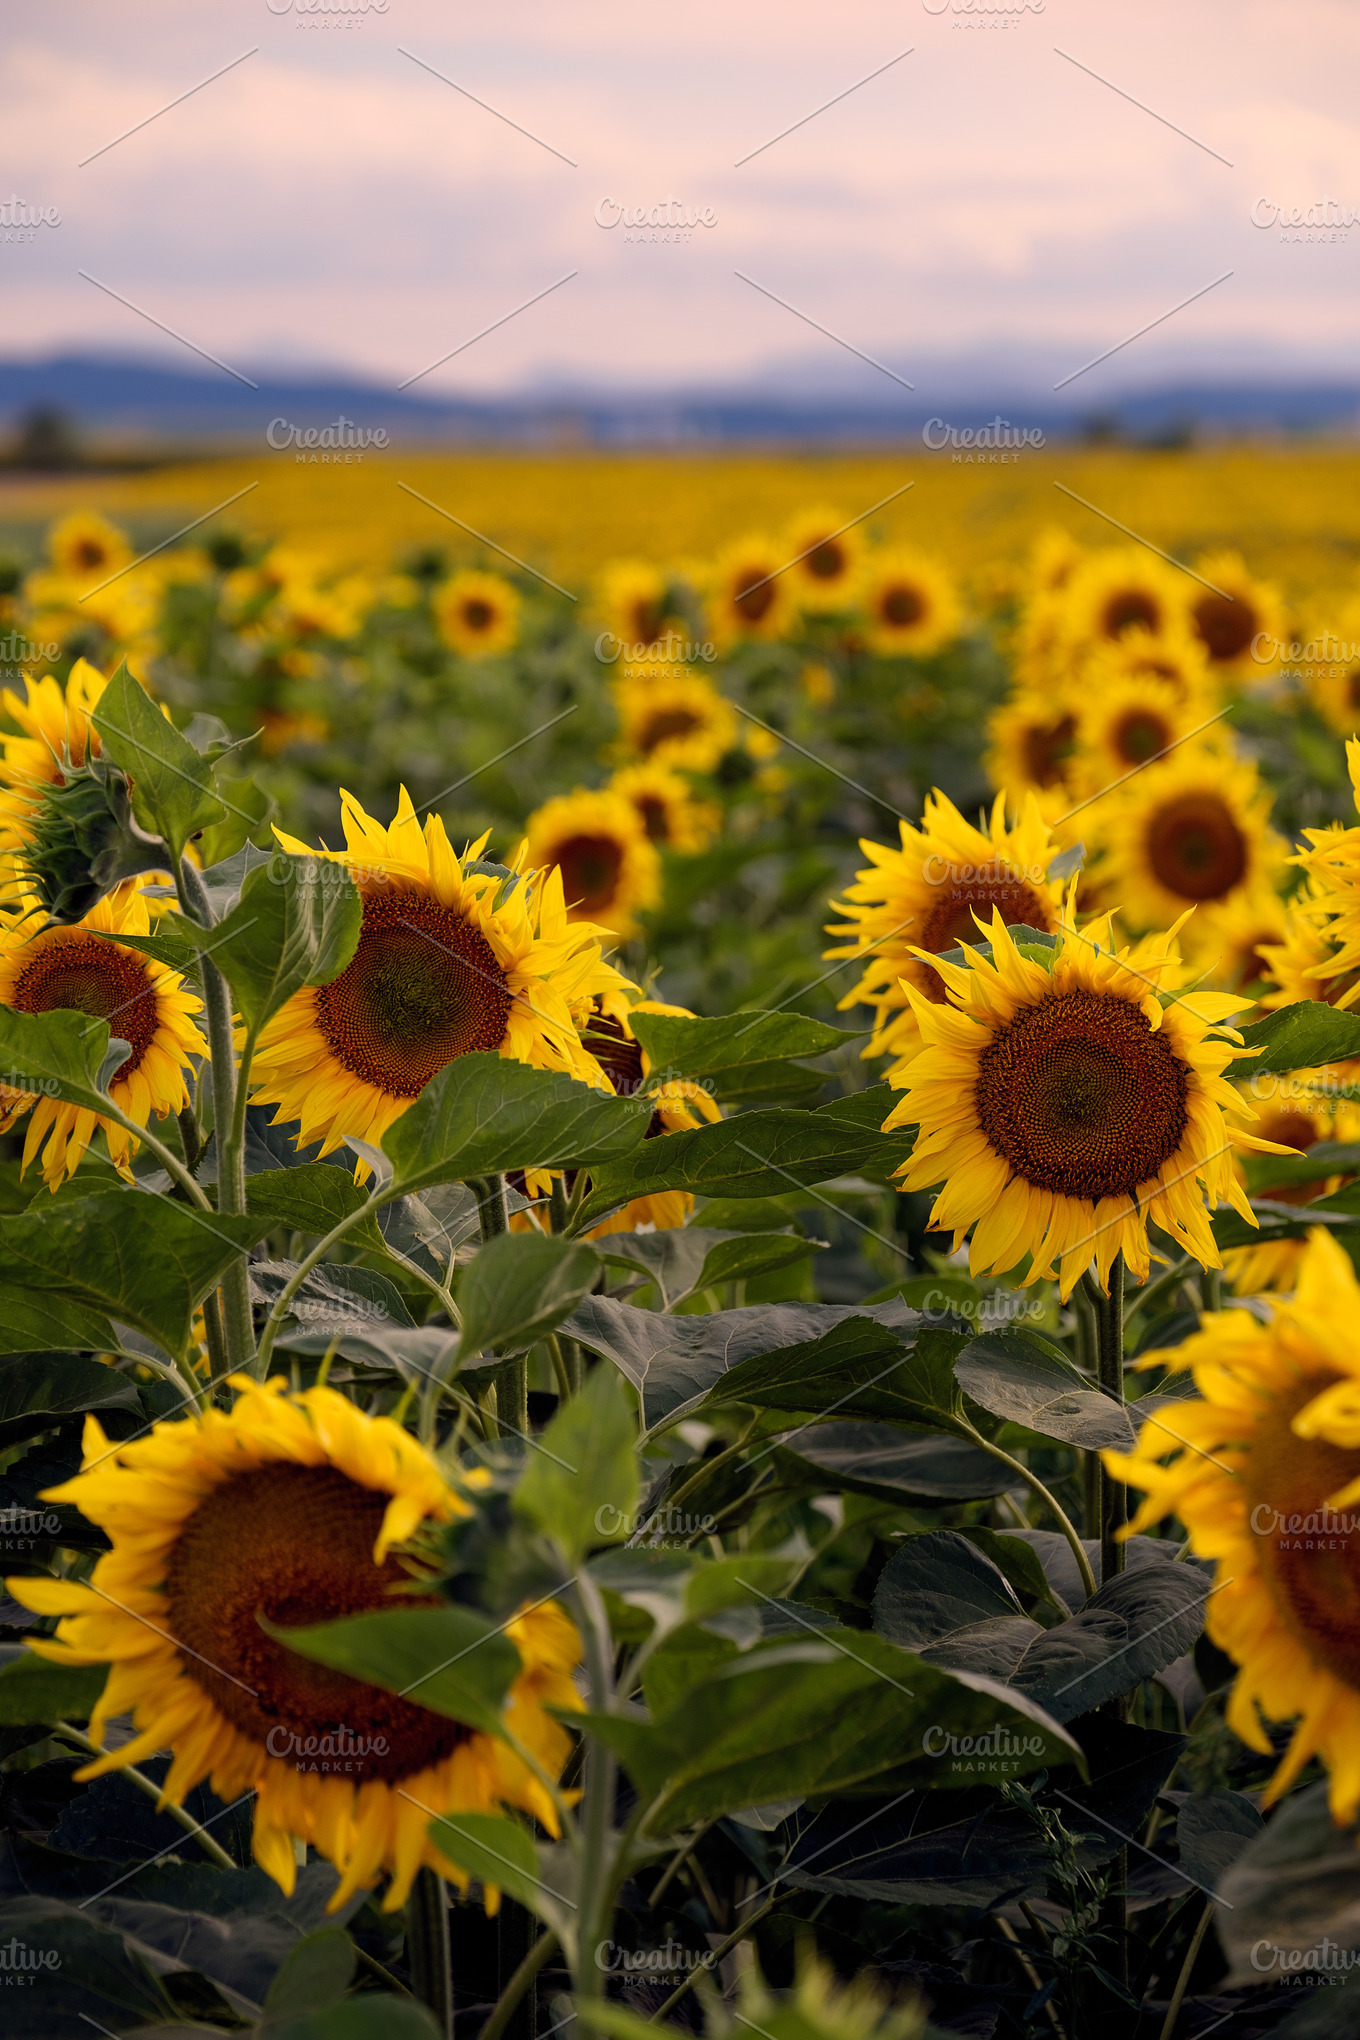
2;0;1357;396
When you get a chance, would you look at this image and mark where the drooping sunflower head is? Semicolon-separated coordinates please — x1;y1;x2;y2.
1106;1229;1360;1822
607;762;719;855
47;511;132;584
708;534;796;647
596;559;675;648
0;883;206;1189
1184;551;1286;678
523;787;661;939
860;549;961;658
7;1375;582;1910
252;791;623;1161
1091;747;1286;931
782;505;865;614
615;673;739;775
432;569;521;659
885;906;1292;1298
1059;546;1182;653
983;687;1082;803
827;788;1067;1076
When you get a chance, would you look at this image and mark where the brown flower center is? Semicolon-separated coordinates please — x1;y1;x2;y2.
554;833;624;915
1348;667;1360;710
733;572;776;623
915;866;1054;1004
75;539;108;571
881;583;926;629
10;933;159;1076
638;707;701;753
974;988;1189;1198
1145;793;1248;902
582;1010;644;1095
1110;708;1172;767
165;1463;467;1782
1192;591;1257;663
1243;1377;1360;1693
634;795;669;842
1100;589;1164;638
1022;714;1076;789
629;597;667;644
460;598;494;633
314;887;511;1099
805;537;847;582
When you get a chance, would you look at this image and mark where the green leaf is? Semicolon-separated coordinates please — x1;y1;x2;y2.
703;1321;972;1433
265;1605;521;1738
0;1354;141;1449
175;854;361;1035
262;1926;355;2020
195;772;276;869
1223;1000;1360;1080
1212;1201;1360;1250
381;1052;649;1197
626;1008;862;1076
0;1003;125;1118
1216;1780;1360;1994
776;1421;1017;1503
267;2001;444;2040
0;1191;260;1355
246;1165;382;1249
424;1812;569;1936
456;1233;601;1357
88;924;204;977
955;1329;1136;1450
596;1227;823;1311
705;1060;830;1108
91;662;224;861
514;1363;640;1560
0;1648;109;1725
1176;1790;1264;1892
579;1632;1081;1831
0;1289;117;1356
1245;1139;1360;1194
575;1087;913;1223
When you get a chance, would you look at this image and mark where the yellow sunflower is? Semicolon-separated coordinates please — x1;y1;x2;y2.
252;791;622;1161
1057;547;1184;653
1290;744;1360;1005
982;687;1081;807
0;884;206;1190
1300;597;1360;735
1223;1078;1360;1294
47;511;132;585
523;789;661;940
1082;624;1216;703
860;549;961;658
826;788;1066;1079
1178;889;1289;1002
432;571;521;659
607;763;719;855
1091;748;1286;932
708;535;796;648
1181;551;1287;682
781;506;865;614
614;673;738;775
885;907;1290;1299
1068;674;1218;800
596;560;674;648
1028;527;1084;596
0;657;110;854
7;1376;581;1911
1106;1229;1360;1822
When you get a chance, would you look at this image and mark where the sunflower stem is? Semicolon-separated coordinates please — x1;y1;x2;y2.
469;1172;509;1238
405;1866;454;2038
571;1565;618;2035
1088;1258;1127;1585
1157;1897;1214;2040
500;1356;529;1436
480;1927;558;2040
960;1425;1097;1601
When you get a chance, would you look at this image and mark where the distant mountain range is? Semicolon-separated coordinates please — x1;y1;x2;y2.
2;352;1359;452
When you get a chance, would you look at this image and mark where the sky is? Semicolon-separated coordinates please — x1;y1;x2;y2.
1;0;1358;404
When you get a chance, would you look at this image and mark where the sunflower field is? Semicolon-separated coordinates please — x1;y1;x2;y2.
6;462;1360;2040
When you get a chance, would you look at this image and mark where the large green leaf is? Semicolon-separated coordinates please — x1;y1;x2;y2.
380;1052;649;1197
266;1604;521;1738
0;1896;181;2036
626;1008;862;1075
579;1633;1081;1831
268;1999;445;2039
0;1004;126;1116
0;1192;262;1356
1216;1781;1360;1992
597;1227;822;1310
92;662;224;861
575;1087;914;1223
262;1926;354;2021
174;854;361;1034
456;1233;601;1357
1223;1001;1360;1080
0;1289;117;1356
703;1322;972;1432
515;1364;640;1560
0;1648;109;1725
955;1329;1136;1450
424;1812;575;1944
0;1354;141;1449
246;1165;382;1249
775;1421;1017;1503
1246;1139;1360;1194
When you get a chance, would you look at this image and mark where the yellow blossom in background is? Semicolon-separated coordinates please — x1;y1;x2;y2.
1086;746;1286;932
432;569;521;659
781;505;865;613
860;548;961;658
614;672;738;774
1182;549;1287;682
607;762;719;854
708;533;797;648
523;787;661;939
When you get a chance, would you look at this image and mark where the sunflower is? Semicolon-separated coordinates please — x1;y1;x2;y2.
1290;744;1360;1005
47;511;132;585
432;571;520;659
7;1376;581;1911
1105;1229;1360;1823
523;789;660;940
781;506;865;614
708;535;796;647
983;687;1081;805
251;791;622;1162
1068;674;1218;800
884;907;1290;1299
1091;748;1286;932
614;674;738;775
1182;551;1286;680
1179;888;1290;1001
1223;1079;1360;1294
1058;547;1183;653
565;993;721;1235
1300;598;1360;735
0;657;110;854
1080;624;1216;704
607;763;719;855
800;662;836;709
1258;878;1360;1013
0;884;206;1190
826;788;1066;1078
1028;527;1084;596
860;549;961;658
596;560;674;648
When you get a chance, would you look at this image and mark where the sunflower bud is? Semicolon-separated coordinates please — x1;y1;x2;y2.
17;755;168;924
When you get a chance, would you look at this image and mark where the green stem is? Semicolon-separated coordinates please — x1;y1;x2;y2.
97;1098;213;1210
571;1568;618;2033
1122;1258;1194;1330
479;1929;558;2040
405;1866;453;2039
1199;1266;1223;1314
961;1424;1097;1601
647;1892;783;2022
254;1195;390;1375
200;1288;228;1384
468;1172;509;1237
1086;1258;1127;1586
647;1821;715;1911
546;1333;573;1403
1157;1898;1214;2040
56;1723;235;1868
500;1354;529;1436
